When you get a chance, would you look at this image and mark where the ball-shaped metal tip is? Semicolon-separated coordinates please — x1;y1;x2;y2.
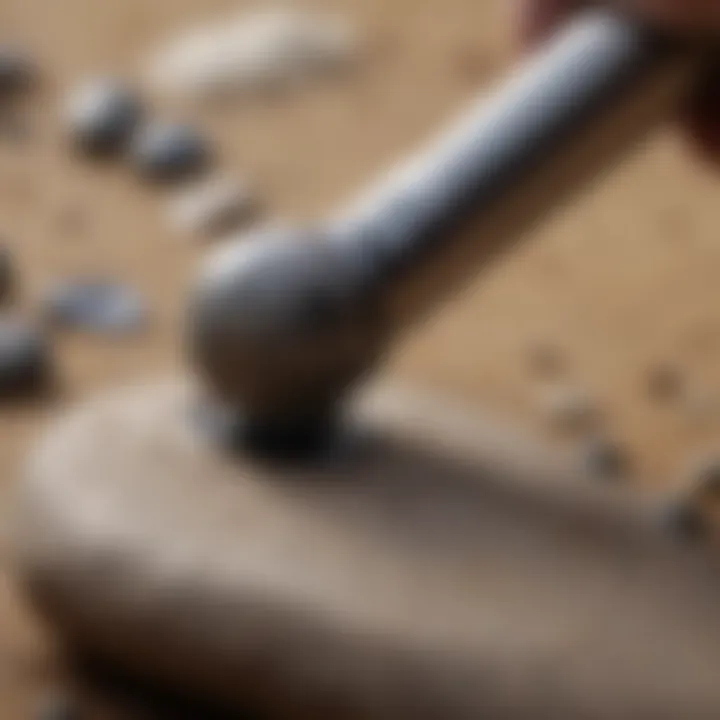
188;226;385;426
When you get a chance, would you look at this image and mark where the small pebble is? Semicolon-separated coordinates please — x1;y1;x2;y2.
684;455;720;502
44;280;147;335
658;456;720;543
167;175;258;237
581;437;630;481
658;497;707;543
146;8;359;101
0;245;12;303
540;384;599;435
65;78;142;156
526;342;565;379
645;363;683;403
131;121;210;182
0;316;51;399
0;45;36;95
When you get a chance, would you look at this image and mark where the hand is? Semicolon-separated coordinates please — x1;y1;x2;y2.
519;1;720;44
517;0;720;161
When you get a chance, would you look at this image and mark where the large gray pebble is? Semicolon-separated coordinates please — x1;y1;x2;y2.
0;316;51;399
44;279;147;335
131;121;210;182
167;175;258;237
146;9;359;101
66;78;142;156
0;45;36;95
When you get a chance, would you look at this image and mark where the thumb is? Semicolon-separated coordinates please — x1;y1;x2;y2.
519;0;720;44
628;0;720;30
517;0;576;47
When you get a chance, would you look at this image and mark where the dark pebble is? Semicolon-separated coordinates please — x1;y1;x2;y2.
0;46;36;95
646;364;683;403
0;246;12;303
686;456;720;502
0;316;51;399
44;279;147;335
541;384;599;435
658;499;707;544
582;437;630;481
66;79;142;156
526;342;565;379
131;121;210;183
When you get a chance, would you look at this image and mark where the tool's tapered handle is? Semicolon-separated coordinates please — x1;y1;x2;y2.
191;9;711;429
331;8;705;329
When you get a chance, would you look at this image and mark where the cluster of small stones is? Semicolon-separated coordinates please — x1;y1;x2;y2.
0;9;358;404
3;11;720;718
2;9;719;547
659;453;720;544
0;47;52;400
529;344;631;484
529;341;720;541
2;5;719;552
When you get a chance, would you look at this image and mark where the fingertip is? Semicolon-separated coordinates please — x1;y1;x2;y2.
681;113;720;167
679;66;720;166
518;0;577;49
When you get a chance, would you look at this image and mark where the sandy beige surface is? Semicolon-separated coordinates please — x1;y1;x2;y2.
1;0;720;716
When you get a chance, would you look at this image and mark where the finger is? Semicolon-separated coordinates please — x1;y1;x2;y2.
628;0;720;31
681;65;720;163
517;1;720;162
517;0;577;48
519;0;720;46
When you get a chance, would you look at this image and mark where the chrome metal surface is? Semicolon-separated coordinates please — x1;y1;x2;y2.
189;9;707;433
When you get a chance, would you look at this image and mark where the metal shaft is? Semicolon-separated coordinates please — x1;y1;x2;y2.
190;8;708;438
329;9;703;329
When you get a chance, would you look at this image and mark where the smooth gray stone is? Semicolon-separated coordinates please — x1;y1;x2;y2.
43;279;147;335
66;79;142;156
14;379;720;719
0;45;36;95
0;316;51;399
131;122;210;182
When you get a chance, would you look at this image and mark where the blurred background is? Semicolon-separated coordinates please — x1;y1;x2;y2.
1;0;720;715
